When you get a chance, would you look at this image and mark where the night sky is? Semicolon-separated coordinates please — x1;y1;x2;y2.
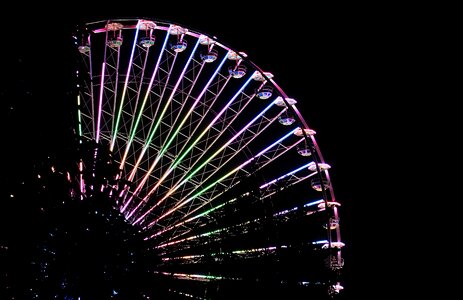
0;4;398;299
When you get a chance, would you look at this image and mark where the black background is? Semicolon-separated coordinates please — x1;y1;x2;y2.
0;3;415;298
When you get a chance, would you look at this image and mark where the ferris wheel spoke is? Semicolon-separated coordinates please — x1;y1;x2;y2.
158;95;276;199
154;162;316;235
133;93;274;226
130;74;255;224
116;33;176;212
142;60;254;201
148;118;301;233
118;39;183;211
94;24;125;144
150;107;286;224
150;134;306;237
120;57;231;217
124;64;231;206
76;34;94;142
110;20;144;153
148;160;319;241
126;37;202;182
119;40;180;186
154;196;328;251
122;47;227;212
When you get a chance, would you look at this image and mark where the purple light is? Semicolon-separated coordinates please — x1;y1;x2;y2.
132;73;255;226
95;63;106;143
110;21;141;151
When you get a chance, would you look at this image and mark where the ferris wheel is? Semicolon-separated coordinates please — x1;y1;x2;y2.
72;18;344;298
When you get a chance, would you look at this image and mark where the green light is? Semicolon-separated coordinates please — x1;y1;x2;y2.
141;54;229;194
110;22;140;151
128;37;201;183
117;28;170;170
77;95;83;139
150;101;274;225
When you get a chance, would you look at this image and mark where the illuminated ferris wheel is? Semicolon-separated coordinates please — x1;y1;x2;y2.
72;18;344;298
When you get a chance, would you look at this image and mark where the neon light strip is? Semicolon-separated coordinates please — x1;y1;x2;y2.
261;171;317;200
146;83;273;206
127;37;202;182
160;55;255;180
168;289;207;300
129;42;223;194
233;246;277;254
146;96;274;203
123;38;202;216
255;138;304;171
153;128;300;235
147;128;298;237
313;240;329;245
273;206;298;216
155;198;322;247
162;254;203;261
257;127;297;157
163;73;255;176
162;246;278;261
155;224;228;248
172;111;289;204
132;54;229;197
155;219;242;247
84;33;95;140
76;95;83;142
259;162;312;189
304;199;325;207
129;39;204;183
147;109;283;225
151;140;294;226
79;160;84;195
153;271;241;282
95;62;106;143
157;81;266;187
149;196;242;239
119;33;172;213
273;199;325;217
132;74;254;224
173;272;224;280
110;21;140;151
156;70;232;174
117;27;171;178
143;100;275;226
143;162;245;227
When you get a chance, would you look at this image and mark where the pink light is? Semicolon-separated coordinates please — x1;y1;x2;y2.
117;28;171;182
125;198;144;219
79;161;84;195
140;98;274;227
125;37;203;203
110;21;141;151
95;63;106;143
131;74;255;226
